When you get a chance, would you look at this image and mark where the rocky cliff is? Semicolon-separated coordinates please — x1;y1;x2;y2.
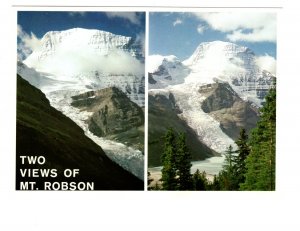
200;82;259;140
71;87;144;151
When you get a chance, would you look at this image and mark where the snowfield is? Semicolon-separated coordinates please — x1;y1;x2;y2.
169;83;236;153
148;40;276;172
18;28;145;180
42;83;145;180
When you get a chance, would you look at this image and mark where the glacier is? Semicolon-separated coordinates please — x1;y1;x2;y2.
148;40;276;174
18;28;145;180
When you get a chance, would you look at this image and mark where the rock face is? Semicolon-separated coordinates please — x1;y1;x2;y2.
71;87;144;150
200;82;259;140
148;41;275;155
183;41;275;107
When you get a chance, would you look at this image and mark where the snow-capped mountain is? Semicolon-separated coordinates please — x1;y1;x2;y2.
183;41;275;106
148;41;275;155
24;28;141;67
17;28;145;179
148;55;190;89
22;28;145;106
149;41;275;107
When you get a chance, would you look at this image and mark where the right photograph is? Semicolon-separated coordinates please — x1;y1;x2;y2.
147;12;276;191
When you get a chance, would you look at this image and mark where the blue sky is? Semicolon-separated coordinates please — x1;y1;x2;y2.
18;11;145;38
149;12;277;60
17;11;145;60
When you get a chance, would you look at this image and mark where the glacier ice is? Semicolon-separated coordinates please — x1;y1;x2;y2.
148;41;276;173
17;28;145;180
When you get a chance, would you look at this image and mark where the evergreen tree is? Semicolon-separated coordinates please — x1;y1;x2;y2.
241;85;276;190
160;128;194;190
210;175;221;190
192;169;208;190
160;128;178;190
218;145;237;190
235;128;250;187
176;132;192;190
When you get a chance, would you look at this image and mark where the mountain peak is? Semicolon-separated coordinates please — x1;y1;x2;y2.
42;27;130;40
148;55;181;73
37;27;132;53
23;27;138;73
183;40;254;66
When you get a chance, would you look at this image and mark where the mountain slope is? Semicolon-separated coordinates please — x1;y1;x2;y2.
16;74;143;190
200;82;259;140
71;87;144;151
148;41;275;157
17;28;145;180
148;93;217;167
183;41;275;107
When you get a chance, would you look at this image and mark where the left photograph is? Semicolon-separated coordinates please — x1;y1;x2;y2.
16;11;145;190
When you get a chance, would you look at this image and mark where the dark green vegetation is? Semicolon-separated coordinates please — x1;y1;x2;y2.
152;128;193;190
16;75;143;190
216;85;276;191
200;82;259;140
148;93;217;167
148;128;218;191
71;87;144;151
241;85;276;190
149;84;276;191
216;129;250;190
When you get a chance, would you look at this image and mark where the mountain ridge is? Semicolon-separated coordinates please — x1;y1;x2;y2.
148;40;275;158
17;74;143;190
17;27;145;179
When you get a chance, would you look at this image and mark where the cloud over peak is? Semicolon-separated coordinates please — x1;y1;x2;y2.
255;54;276;75
17;25;43;60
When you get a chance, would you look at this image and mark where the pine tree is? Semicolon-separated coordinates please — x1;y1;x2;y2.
192;169;208;190
176;132;192;190
210;175;221;190
241;85;276;190
160;128;178;190
235;128;250;188
218;145;237;190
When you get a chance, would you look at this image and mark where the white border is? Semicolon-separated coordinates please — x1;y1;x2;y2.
1;1;300;230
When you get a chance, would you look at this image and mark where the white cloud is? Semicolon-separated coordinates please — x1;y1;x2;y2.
197;24;206;34
17;25;43;60
148;55;165;73
255;54;276;75
27;45;144;77
19;24;144;76
191;12;276;43
173;19;183;26
105;12;140;25
134;32;145;57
